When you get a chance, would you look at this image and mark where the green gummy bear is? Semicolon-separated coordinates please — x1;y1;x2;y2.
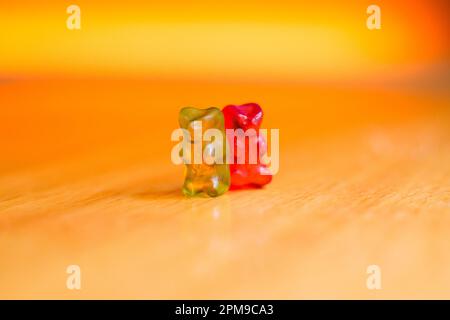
179;107;230;197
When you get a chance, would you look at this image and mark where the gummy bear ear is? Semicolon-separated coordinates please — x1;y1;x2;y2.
179;107;224;131
178;107;208;129
179;107;203;128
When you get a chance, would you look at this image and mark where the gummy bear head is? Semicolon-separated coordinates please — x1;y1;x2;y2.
222;103;263;130
179;107;225;139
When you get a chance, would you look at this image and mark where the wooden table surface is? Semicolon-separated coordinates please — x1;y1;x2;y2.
0;79;449;299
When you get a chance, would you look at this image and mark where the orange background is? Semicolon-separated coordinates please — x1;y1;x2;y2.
1;0;449;172
0;0;449;299
1;0;449;80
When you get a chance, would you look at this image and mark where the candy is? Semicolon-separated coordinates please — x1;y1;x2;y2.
178;107;230;197
222;103;272;188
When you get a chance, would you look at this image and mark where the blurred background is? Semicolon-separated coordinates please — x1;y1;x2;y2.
0;0;449;299
0;0;449;172
1;0;449;79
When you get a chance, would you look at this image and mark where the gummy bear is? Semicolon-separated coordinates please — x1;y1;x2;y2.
179;107;230;197
222;103;272;188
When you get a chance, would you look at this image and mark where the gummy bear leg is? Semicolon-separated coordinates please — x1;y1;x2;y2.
230;164;272;188
182;180;203;197
229;165;251;187
250;165;272;186
205;175;229;197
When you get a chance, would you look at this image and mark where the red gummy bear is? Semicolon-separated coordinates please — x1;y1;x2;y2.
222;103;272;189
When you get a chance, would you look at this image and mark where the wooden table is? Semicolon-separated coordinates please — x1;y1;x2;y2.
1;79;449;299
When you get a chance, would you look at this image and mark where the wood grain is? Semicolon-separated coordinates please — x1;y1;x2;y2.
0;79;449;299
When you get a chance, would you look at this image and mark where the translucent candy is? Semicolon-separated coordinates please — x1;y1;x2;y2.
179;107;230;197
222;103;272;189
